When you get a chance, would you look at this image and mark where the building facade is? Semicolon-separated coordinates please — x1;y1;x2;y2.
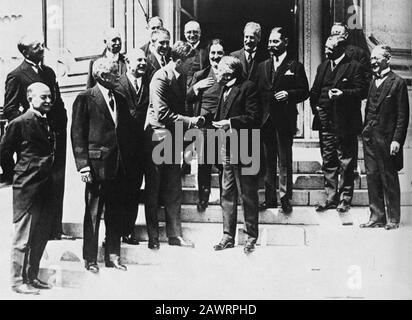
1;0;411;141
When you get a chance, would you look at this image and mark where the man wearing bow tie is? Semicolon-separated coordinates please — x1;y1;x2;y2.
231;22;268;83
115;49;150;245
360;45;409;230
72;58;137;273
87;28;127;89
2;35;70;241
310;35;367;214
1;82;57;294
257;27;309;214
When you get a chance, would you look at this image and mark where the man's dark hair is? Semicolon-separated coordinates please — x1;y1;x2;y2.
170;41;195;62
207;39;225;55
151;27;170;41
219;56;244;80
270;27;290;41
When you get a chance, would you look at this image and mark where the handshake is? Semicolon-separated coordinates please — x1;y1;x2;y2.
189;116;206;129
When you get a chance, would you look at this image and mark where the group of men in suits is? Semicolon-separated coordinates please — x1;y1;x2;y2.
0;16;409;294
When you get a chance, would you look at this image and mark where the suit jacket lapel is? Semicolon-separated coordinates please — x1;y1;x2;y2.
273;58;293;89
221;85;241;119
375;72;396;107
332;57;351;86
21;61;40;83
92;85;115;126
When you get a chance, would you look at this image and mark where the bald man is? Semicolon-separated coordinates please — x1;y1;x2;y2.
87;28;127;88
2;34;69;241
115;49;149;245
1;82;57;294
184;20;209;85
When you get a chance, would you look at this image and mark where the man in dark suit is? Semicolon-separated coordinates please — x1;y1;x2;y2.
331;23;371;83
114;49;149;245
144;41;202;250
310;36;367;213
72;58;137;273
187;39;225;211
146;28;171;81
2;35;71;241
212;56;261;254
86;28;127;89
1;83;57;295
141;16;164;56
183;20;209;86
230;22;268;83
360;45;410;230
257;27;309;214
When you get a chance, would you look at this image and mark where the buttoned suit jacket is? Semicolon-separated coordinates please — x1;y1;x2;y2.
0;110;55;222
309;55;367;136
363;71;410;170
71;85;138;182
257;56;309;135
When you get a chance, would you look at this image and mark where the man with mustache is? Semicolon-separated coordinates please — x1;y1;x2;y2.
186;39;225;211
146;28;171;81
141;16;164;56
360;45;409;230
257;27;309;213
2;34;70;241
212;56;261;254
231;22;268;83
114;49;150;245
310;35;367;214
87;28;127;89
1;82;57;294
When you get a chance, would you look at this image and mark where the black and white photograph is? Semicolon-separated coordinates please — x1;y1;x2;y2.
0;0;411;303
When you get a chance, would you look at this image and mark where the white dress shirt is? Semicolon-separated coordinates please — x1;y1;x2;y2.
273;51;287;71
97;83;117;123
375;68;391;88
245;49;256;62
127;73;142;93
331;54;346;70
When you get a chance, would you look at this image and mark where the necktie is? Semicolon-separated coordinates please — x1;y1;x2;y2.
108;90;115;112
134;79;139;93
223;87;231;102
331;61;336;71
161;56;167;67
274;56;280;71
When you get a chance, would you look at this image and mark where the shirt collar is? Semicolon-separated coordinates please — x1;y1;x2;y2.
25;59;42;68
274;51;287;64
225;78;237;88
173;68;181;80
29;106;47;118
105;50;119;61
127;72;142;84
97;83;110;96
333;53;346;66
191;41;200;50
245;48;257;58
379;67;391;78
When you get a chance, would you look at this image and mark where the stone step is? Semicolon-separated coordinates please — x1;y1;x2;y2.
182;173;368;190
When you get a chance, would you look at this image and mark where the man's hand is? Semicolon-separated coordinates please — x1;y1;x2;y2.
80;170;93;183
328;88;343;100
212;119;231;131
190;116;205;128
274;90;289;102
390;141;401;156
194;77;215;94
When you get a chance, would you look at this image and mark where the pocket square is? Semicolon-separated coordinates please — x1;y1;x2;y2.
385;95;392;98
285;70;295;75
342;78;348;82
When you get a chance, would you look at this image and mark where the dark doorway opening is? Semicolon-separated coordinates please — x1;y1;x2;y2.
180;0;298;56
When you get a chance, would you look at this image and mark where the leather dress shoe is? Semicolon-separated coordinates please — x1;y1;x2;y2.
12;284;40;295
148;238;160;250
259;201;278;212
51;233;76;241
30;278;52;290
244;242;256;254
197;200;208;212
168;236;195;248
213;237;235;251
385;223;399;230
279;198;293;215
315;201;338;212
122;235;140;245
85;261;99;273
105;256;127;271
337;201;351;213
359;220;385;228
